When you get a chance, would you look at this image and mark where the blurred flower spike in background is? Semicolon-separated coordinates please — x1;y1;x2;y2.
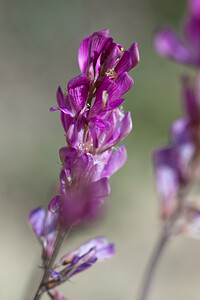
154;0;200;67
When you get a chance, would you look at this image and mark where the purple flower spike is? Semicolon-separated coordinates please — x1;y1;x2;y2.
154;0;200;66
153;148;180;219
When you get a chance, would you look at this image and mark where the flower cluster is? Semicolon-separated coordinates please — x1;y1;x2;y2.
29;30;139;299
153;0;200;238
48;29;139;229
154;0;200;66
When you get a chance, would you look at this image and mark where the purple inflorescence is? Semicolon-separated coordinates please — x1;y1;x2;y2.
29;30;139;299
48;29;139;229
154;0;200;67
153;1;200;238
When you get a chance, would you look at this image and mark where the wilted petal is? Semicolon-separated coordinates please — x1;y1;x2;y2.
154;28;194;65
29;207;45;238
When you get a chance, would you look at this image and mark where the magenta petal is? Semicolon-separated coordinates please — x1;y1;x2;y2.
101;145;127;178
184;17;200;54
108;98;125;110
48;195;62;213
90;177;111;198
90;77;118;115
182;76;199;122
154;28;193;64
59;147;78;168
50;107;73;117
189;0;200;18
78;35;91;74
116;72;134;97
127;42;140;68
56;86;65;107
89;30;109;63
68;75;90;112
29;207;45;238
90;117;110;130
118;111;133;140
93;29;110;38
115;43;139;76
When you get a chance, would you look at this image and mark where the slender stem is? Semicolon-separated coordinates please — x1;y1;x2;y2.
32;230;66;300
136;200;182;300
136;226;170;300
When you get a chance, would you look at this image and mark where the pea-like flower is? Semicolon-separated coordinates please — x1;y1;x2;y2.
46;237;115;290
154;0;200;67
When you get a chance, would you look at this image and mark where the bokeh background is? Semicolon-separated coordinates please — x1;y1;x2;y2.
1;0;200;299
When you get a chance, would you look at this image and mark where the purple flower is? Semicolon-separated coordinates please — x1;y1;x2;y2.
154;0;200;66
46;237;115;289
29;207;58;258
78;29;139;80
51;30;137;152
153;147;180;218
48;147;111;227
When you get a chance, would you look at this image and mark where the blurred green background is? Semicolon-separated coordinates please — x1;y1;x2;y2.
1;0;200;299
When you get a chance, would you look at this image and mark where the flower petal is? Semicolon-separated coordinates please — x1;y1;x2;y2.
90;177;111;198
78;35;91;74
29;207;45;238
154;28;194;65
115;42;139;75
101;145;127;178
68;75;90;112
153;147;180;218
